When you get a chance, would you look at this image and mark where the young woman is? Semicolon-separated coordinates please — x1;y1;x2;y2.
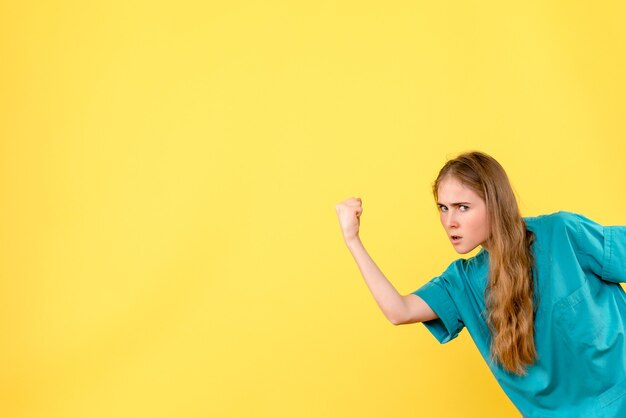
335;151;626;417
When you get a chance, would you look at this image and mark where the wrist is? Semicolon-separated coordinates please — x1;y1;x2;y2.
344;235;362;248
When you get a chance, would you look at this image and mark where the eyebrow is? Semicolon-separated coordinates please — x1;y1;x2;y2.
437;202;472;207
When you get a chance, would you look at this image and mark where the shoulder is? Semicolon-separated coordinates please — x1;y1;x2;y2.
524;210;588;233
442;250;488;280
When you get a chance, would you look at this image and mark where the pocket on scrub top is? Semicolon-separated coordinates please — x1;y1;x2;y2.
554;283;607;349
599;378;626;412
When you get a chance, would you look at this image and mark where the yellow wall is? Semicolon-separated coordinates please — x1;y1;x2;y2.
1;1;625;417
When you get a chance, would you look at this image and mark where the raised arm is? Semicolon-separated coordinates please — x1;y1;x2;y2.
336;197;439;325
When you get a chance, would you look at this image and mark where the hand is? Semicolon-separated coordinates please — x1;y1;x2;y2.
335;197;363;243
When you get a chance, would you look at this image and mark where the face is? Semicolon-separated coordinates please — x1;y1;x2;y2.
436;176;490;254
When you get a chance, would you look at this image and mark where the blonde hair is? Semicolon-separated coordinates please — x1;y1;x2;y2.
433;151;536;375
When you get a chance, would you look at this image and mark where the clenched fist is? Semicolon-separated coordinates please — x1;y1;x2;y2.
335;197;363;243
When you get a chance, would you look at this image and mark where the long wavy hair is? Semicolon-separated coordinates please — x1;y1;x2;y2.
433;151;537;375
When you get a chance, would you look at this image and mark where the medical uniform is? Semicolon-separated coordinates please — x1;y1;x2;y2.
412;211;626;417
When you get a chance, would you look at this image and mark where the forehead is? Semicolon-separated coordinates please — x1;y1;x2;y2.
437;177;483;203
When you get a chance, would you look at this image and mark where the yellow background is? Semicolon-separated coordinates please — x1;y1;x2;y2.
1;1;625;417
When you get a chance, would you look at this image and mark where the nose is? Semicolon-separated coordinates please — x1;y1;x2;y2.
444;211;459;229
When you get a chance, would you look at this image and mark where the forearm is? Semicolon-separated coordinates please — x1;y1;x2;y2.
345;237;407;325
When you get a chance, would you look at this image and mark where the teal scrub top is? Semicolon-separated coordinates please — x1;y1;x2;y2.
412;211;626;417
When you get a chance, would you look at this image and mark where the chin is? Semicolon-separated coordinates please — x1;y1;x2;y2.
454;245;478;255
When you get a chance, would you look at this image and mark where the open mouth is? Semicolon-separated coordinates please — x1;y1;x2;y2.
450;235;462;243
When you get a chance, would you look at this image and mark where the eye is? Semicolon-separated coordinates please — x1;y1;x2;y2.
459;205;469;212
438;204;448;212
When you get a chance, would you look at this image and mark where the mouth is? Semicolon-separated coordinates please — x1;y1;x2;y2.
450;235;462;244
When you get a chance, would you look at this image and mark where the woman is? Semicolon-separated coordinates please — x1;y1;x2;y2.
335;151;626;417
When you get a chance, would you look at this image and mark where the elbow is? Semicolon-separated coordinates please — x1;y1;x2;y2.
387;301;410;325
388;313;407;326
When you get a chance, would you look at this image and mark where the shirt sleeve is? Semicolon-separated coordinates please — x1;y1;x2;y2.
572;212;626;284
411;261;465;344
